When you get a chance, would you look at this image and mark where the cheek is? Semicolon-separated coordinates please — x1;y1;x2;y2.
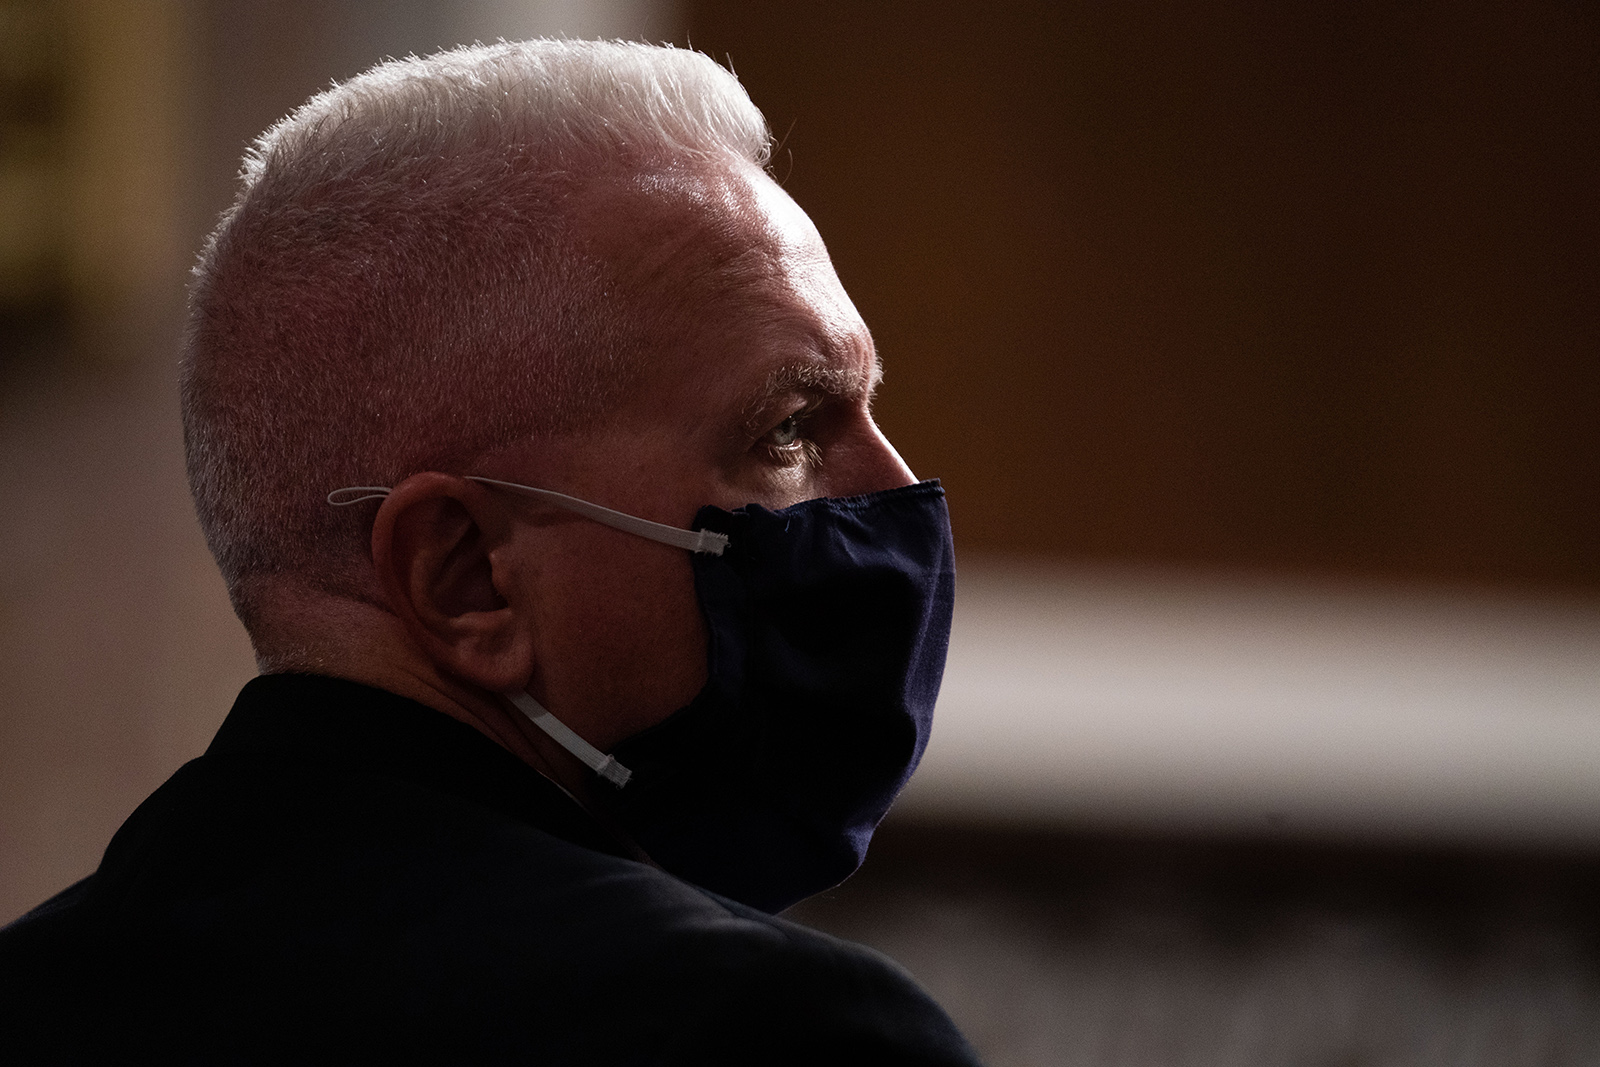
532;529;709;746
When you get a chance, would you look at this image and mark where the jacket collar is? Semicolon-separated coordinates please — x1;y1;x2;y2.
207;673;634;862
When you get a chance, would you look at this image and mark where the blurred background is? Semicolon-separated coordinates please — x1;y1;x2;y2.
1;1;1597;1062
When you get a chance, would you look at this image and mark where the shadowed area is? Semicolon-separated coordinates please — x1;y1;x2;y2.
792;822;1600;1067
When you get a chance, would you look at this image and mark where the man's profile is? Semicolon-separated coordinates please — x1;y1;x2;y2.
0;39;971;1063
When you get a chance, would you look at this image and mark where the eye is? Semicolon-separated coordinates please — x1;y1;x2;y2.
767;413;803;448
755;406;820;468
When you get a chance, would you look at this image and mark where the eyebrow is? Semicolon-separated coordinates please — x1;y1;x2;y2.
738;344;885;434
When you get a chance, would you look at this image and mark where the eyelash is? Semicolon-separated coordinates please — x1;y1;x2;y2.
759;408;821;467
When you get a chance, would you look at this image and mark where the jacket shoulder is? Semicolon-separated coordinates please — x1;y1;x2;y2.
647;899;982;1067
0;744;981;1064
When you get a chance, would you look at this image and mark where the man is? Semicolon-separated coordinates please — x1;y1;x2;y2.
1;39;973;1063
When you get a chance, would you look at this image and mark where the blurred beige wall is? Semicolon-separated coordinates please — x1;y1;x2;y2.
0;0;239;924
1;0;190;323
59;0;190;319
0;349;255;922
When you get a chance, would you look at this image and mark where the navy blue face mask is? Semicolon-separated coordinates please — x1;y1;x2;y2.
328;478;956;913
605;481;955;912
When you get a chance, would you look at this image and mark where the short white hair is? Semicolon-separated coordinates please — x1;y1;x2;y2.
182;39;770;635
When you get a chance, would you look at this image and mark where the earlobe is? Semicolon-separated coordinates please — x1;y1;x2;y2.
371;473;534;693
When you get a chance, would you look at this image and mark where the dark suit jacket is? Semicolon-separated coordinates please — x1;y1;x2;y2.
0;674;980;1064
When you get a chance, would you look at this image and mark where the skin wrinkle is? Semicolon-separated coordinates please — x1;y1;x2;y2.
186;43;772;634
578;165;883;469
232;159;910;837
186;43;915;829
435;158;901;741
737;356;883;445
576;166;760;338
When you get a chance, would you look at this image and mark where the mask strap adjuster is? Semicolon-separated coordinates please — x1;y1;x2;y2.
508;691;632;789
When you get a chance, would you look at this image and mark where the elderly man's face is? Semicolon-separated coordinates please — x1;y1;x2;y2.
487;161;915;748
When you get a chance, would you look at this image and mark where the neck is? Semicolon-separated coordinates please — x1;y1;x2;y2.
247;587;642;852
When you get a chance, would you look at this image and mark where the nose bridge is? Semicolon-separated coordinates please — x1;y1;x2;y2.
837;416;917;498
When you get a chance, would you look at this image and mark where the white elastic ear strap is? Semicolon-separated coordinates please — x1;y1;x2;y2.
326;479;728;556
509;691;633;789
466;477;728;555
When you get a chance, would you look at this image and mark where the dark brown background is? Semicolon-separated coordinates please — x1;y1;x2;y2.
8;1;1598;590
684;0;1600;590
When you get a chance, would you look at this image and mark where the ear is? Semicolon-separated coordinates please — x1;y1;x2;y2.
370;472;533;693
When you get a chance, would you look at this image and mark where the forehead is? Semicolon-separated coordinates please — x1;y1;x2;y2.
576;161;880;419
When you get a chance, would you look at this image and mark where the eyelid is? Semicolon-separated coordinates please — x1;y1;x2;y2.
751;404;824;471
751;395;821;443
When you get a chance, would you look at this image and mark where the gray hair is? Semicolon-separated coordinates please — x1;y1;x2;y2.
182;39;770;635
